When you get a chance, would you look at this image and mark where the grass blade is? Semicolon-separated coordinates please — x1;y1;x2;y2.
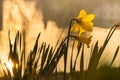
110;46;119;66
80;45;84;80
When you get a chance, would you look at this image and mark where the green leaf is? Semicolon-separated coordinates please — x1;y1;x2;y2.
80;45;84;80
110;46;119;66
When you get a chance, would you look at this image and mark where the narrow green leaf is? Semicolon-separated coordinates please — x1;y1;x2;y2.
8;30;13;60
13;31;19;64
40;43;46;71
70;41;75;74
34;42;44;70
46;47;53;65
80;45;84;80
110;46;119;66
88;41;99;69
73;43;82;71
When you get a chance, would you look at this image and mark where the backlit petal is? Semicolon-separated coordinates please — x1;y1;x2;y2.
78;33;92;48
78;10;86;18
80;22;93;32
71;22;80;32
78;27;85;36
83;14;95;21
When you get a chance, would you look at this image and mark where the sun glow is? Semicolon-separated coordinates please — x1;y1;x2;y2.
6;60;13;74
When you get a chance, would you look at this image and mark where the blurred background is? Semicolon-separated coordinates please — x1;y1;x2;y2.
1;0;120;29
0;0;120;76
38;0;120;27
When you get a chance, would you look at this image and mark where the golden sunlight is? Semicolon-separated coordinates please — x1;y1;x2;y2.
6;60;13;74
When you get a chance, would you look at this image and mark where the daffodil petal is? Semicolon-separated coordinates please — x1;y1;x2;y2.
78;10;86;18
89;22;93;27
79;23;92;32
71;22;80;32
78;35;92;48
83;14;95;21
71;24;79;32
84;25;92;32
78;27;85;36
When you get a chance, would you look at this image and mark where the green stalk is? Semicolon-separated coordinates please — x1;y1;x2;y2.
64;19;73;80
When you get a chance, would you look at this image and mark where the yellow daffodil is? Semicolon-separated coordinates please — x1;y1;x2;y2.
70;10;95;48
71;10;95;36
76;32;92;48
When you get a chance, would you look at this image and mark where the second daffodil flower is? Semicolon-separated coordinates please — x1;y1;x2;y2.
76;32;93;48
71;10;95;48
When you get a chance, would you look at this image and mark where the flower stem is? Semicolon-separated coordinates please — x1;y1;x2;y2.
64;19;74;80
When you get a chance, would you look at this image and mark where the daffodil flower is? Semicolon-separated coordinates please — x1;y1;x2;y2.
71;10;95;36
76;32;92;48
70;10;95;48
